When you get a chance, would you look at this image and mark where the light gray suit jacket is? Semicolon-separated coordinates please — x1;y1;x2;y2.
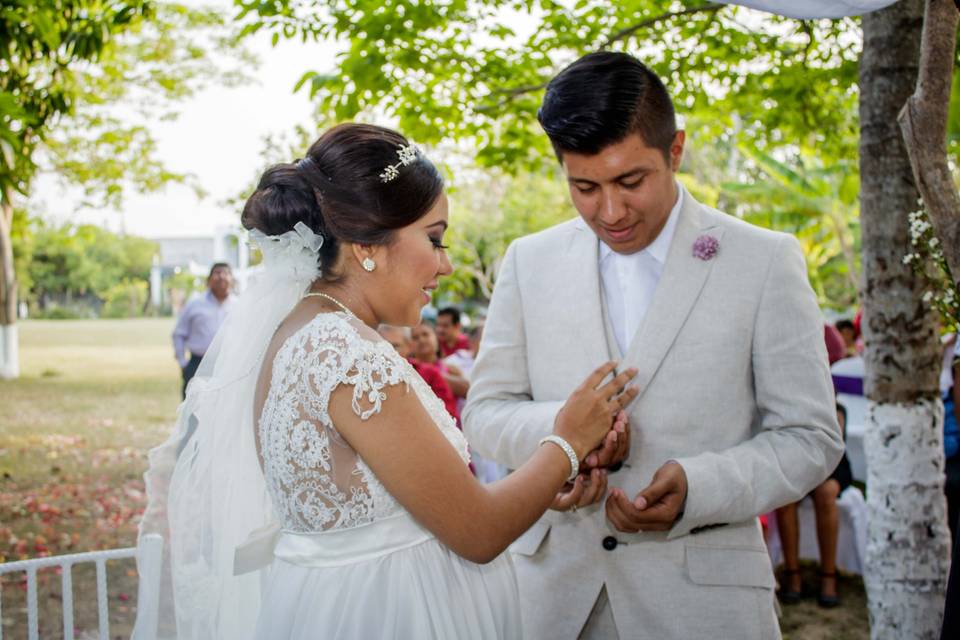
463;190;844;640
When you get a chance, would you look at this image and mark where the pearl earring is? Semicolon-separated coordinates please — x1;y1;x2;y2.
362;257;376;272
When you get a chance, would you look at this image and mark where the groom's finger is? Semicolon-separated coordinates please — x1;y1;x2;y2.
634;475;672;512
578;468;608;506
630;497;680;531
586;431;618;468
613;416;630;463
605;489;644;533
551;475;585;511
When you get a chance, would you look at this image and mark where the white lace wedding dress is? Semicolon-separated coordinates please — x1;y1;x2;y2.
253;311;520;639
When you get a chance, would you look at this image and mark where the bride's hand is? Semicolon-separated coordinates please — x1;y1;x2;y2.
553;362;639;460
549;467;608;513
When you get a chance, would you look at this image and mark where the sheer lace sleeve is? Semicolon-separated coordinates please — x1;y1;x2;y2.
257;314;411;533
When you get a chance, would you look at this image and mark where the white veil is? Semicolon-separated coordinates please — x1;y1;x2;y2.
133;222;323;640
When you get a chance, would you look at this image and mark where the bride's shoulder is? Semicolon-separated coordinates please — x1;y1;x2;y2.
304;312;389;350
297;313;406;373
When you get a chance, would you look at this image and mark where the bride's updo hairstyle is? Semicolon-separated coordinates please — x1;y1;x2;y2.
241;123;444;280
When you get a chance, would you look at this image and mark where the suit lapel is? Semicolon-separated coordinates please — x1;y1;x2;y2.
622;195;725;397
565;219;613;367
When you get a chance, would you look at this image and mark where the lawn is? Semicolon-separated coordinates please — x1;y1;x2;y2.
0;318;869;639
1;319;180;638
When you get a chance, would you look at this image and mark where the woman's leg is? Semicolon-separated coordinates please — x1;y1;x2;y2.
776;503;802;595
812;479;841;601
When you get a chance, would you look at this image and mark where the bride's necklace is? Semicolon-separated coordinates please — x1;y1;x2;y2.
303;291;355;317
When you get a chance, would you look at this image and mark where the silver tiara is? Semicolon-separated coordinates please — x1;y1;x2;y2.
379;144;420;183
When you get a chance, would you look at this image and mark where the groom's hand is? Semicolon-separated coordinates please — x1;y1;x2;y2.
582;411;630;471
549;467;608;512
604;461;687;532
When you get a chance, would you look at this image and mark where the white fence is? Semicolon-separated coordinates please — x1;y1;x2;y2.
0;534;162;640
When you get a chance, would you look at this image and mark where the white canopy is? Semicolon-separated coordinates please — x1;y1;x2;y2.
721;0;900;19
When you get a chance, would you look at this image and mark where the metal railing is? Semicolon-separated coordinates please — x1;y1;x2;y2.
0;534;162;640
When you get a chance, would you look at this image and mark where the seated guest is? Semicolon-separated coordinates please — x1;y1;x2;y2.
776;403;853;608
435;306;471;357
835;318;859;358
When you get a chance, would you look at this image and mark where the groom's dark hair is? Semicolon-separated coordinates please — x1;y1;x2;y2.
538;52;676;162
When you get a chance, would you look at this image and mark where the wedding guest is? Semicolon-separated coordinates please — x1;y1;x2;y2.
775;402;853;608
942;511;960;640
172;263;235;397
436;306;470;357
824;323;846;365
412;322;470;401
444;329;476;379
466;321;484;359
377;324;412;357
408;323;461;421
835;318;858;357
946;334;960;550
853;309;865;354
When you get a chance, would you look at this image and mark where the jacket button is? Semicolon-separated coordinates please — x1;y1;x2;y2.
602;536;618;551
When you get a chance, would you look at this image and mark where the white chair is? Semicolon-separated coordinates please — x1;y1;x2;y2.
766;486;868;575
0;533;162;640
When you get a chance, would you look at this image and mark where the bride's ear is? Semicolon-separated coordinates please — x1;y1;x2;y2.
349;242;380;273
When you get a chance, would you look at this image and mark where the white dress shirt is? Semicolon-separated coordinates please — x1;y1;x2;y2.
599;184;684;356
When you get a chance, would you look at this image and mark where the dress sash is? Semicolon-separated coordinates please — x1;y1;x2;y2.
234;513;434;574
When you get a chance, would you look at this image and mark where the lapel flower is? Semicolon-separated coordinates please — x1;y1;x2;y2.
692;235;719;261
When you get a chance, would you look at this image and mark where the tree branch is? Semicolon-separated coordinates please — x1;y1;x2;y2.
600;3;725;50
478;2;727;113
898;0;960;286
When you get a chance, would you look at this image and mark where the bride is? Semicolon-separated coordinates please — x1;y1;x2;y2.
134;123;636;639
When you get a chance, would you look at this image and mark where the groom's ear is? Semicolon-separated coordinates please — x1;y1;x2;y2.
669;131;686;172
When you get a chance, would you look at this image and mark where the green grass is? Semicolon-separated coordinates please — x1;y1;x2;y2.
0;319;869;638
1;318;180;638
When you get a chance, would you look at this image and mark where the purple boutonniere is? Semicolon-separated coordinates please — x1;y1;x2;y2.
692;235;719;261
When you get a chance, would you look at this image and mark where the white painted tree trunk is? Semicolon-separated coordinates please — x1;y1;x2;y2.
864;400;950;639
0;322;19;379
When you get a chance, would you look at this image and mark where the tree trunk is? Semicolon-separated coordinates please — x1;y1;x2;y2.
0;186;19;379
899;0;960;284
860;1;950;637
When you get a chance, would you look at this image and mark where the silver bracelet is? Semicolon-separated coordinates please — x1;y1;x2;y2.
539;435;579;483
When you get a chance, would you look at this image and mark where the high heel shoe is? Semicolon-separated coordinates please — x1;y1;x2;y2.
778;568;802;605
818;571;840;608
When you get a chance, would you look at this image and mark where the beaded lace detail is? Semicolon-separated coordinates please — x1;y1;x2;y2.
258;313;470;533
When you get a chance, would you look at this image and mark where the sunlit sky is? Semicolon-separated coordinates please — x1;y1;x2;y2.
29;0;338;239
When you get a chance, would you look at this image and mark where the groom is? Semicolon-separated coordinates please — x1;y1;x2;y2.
463;52;843;639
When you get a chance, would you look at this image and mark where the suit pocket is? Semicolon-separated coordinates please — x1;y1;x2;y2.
685;544;775;589
509;521;551;556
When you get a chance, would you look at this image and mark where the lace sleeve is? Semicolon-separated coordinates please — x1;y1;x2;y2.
299;316;409;422
257;314;411;533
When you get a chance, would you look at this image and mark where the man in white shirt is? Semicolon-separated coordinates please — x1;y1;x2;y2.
464;52;842;639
